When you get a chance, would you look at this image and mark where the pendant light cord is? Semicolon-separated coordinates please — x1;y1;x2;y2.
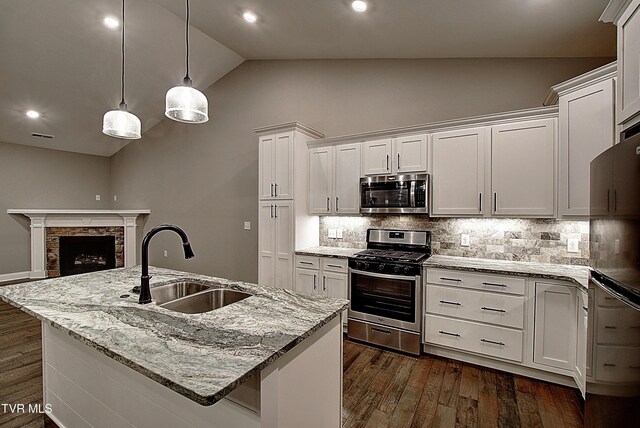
185;0;190;80
120;0;126;105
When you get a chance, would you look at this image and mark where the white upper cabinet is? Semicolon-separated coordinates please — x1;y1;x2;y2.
334;144;361;214
309;144;361;215
559;75;615;217
259;131;293;200
394;135;428;173
431;127;487;216
617;0;640;124
361;139;393;176
308;147;333;214
361;135;427;176
491;118;556;217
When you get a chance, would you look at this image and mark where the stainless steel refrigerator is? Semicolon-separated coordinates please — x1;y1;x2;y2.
587;127;640;427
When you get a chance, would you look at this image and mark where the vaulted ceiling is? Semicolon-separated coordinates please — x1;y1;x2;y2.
0;0;615;157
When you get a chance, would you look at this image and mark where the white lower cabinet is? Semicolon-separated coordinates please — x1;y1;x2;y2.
533;282;576;372
574;289;588;396
258;201;293;290
295;256;348;325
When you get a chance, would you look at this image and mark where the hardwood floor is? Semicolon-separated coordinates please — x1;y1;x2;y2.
343;339;584;428
1;296;583;428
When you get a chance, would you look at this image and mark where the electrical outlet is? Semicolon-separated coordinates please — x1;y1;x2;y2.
328;229;337;239
567;239;579;253
163;250;168;257
244;222;251;230
336;229;343;239
113;195;117;201
461;234;470;247
95;194;101;201
614;239;620;255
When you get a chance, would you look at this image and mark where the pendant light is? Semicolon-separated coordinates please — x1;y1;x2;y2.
165;0;209;124
102;0;141;139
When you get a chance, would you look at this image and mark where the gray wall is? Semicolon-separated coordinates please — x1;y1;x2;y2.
110;58;611;282
0;142;111;274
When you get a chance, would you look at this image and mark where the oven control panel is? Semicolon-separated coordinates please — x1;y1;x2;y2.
349;259;421;276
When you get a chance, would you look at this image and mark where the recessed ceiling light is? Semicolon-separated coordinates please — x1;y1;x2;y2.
243;11;257;23
352;1;368;12
26;110;40;119
103;16;120;29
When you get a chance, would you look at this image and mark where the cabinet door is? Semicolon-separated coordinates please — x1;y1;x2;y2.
273;132;294;199
559;79;615;216
334;144;361;214
534;282;576;371
432;127;486;216
491;119;556;217
362;139;392;176
618;0;640;123
274;201;293;290
575;290;588;397
321;271;348;300
295;268;319;296
259;135;275;200
309;147;333;214
394;135;427;173
258;202;275;287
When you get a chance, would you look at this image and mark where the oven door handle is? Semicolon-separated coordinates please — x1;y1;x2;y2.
349;268;419;281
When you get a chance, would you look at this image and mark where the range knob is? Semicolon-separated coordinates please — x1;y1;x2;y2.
394;265;401;273
378;263;386;271
356;261;362;269
403;266;411;275
364;262;370;270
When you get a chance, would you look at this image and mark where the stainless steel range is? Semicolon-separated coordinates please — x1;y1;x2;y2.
347;229;431;355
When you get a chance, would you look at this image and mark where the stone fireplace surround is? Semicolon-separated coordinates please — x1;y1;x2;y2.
7;209;150;279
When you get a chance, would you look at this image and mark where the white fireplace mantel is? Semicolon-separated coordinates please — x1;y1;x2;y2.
7;209;150;279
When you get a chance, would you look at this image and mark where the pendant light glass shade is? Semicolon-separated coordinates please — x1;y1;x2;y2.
165;0;209;124
103;103;141;139
102;0;142;140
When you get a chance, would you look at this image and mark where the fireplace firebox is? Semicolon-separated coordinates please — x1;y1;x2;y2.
59;236;116;276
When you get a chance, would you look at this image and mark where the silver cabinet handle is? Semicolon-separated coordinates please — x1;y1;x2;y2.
479;193;482;212
604;325;617;329
322;276;326;292
482;282;507;287
603;363;616;367
372;327;391;335
313;274;316;290
613;189;617;211
299;261;313;265
481;338;505;346
440;277;462;282
270;183;274;197
274;205;278;218
326;264;343;269
607;189;610;212
270;204;274;218
439;300;461;306
493;192;497;212
326;197;330;211
336;197;339;211
397;153;401;170
481;306;506;313
274;183;278;197
439;330;461;337
386;154;390;171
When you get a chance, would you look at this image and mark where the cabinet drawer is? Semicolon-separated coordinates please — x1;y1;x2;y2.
596;288;629;308
424;314;523;362
295;255;320;269
425;284;525;329
594;345;640;383
321;258;348;273
596;307;640;346
426;268;525;296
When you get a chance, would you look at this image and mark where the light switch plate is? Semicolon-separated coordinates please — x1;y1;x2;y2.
328;229;337;239
163;250;168;257
95;194;101;201
244;222;251;230
461;234;470;247
567;239;579;253
336;229;343;239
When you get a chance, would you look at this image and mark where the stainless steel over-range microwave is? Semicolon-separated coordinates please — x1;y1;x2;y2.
360;174;429;214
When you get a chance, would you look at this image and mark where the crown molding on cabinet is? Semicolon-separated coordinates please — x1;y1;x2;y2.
600;0;633;23
253;121;324;139
307;106;558;148
543;62;617;106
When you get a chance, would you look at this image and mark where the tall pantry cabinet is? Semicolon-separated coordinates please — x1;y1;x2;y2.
256;122;323;290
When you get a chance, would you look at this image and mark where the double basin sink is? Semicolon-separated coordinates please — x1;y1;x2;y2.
149;281;251;314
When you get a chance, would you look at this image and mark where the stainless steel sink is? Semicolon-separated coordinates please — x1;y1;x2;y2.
150;281;211;305
159;289;252;314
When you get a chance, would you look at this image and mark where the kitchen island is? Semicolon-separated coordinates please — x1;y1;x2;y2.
0;267;348;428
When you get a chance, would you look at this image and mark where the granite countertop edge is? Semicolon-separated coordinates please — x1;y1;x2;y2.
0;268;349;406
295;246;362;259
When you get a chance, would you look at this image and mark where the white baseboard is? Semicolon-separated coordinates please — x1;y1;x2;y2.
0;271;31;284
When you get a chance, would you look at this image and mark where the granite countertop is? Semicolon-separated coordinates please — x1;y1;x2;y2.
424;255;590;289
0;267;348;406
295;246;362;259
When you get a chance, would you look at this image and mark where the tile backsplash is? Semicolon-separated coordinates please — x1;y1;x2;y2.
320;216;589;265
